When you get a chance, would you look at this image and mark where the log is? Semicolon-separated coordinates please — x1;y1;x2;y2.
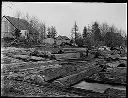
54;53;80;60
23;64;77;84
99;67;126;84
104;88;126;98
63;48;87;52
30;56;45;61
1;56;23;64
108;54;121;60
13;54;30;59
24;74;46;85
118;57;127;60
3;60;58;69
5;65;64;85
38;65;77;82
2;61;59;74
52;66;102;88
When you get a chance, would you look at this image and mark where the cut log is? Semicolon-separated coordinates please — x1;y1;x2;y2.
52;66;102;88
3;60;58;70
99;67;126;84
104;88;126;98
13;55;30;59
30;56;45;61
118;56;127;60
106;61;120;67
2;61;59;74
53;53;80;60
38;65;78;82
20;64;77;84
106;61;127;68
63;48;87;53
108;54;121;60
24;74;46;85
1;56;23;64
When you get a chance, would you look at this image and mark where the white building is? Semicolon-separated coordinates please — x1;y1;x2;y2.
20;30;29;39
44;38;55;45
56;36;70;45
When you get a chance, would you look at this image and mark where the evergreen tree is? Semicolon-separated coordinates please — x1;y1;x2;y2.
47;27;51;38
82;26;87;38
71;21;81;45
51;26;57;38
92;22;102;41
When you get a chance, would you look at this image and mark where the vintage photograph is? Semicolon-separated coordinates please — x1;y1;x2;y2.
1;2;127;97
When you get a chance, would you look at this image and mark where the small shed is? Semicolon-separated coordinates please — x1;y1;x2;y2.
56;36;70;45
20;30;29;39
44;38;55;45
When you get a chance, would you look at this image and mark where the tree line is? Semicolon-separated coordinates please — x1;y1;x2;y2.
71;21;127;48
10;11;126;48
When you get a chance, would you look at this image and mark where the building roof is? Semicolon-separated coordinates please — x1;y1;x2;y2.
3;16;30;30
56;35;70;40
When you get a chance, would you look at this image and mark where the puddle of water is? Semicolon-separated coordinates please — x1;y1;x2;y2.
73;81;126;93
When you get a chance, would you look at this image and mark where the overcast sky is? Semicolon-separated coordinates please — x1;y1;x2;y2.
2;2;127;37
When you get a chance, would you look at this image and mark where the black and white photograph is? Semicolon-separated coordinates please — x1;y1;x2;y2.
1;2;127;97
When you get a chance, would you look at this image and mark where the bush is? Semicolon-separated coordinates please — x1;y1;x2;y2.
75;37;84;47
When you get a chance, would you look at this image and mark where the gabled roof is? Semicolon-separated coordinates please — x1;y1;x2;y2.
2;16;30;30
56;35;70;40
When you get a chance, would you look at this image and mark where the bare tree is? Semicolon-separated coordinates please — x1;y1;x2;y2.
38;22;46;44
15;10;22;18
29;16;40;30
47;26;57;39
14;10;23;31
22;13;40;45
99;22;110;37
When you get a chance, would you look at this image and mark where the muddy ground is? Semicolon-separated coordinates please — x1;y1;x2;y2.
1;47;126;97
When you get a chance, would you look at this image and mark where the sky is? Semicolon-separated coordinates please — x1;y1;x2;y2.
2;2;127;37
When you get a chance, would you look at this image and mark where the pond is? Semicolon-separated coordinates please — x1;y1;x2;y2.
73;81;126;93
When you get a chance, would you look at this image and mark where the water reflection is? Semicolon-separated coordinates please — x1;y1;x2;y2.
73;81;126;93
